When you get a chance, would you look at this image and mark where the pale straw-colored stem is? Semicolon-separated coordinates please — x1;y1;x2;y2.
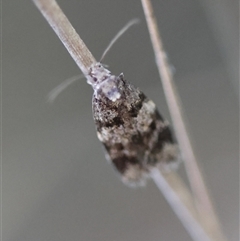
33;0;96;76
141;0;226;240
151;169;211;241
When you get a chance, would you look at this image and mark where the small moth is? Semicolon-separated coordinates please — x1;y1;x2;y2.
49;19;179;186
87;62;178;186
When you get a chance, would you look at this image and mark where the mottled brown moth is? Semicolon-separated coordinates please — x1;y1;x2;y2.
87;63;179;186
49;20;179;187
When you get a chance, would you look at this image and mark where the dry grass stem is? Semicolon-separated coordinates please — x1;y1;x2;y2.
141;0;227;240
33;0;96;75
151;169;211;241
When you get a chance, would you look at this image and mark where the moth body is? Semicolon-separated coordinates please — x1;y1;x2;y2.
88;62;178;186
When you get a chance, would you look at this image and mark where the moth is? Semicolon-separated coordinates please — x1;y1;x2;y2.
87;62;178;186
49;19;179;186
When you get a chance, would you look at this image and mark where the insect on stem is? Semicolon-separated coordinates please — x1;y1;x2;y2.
33;1;220;240
48;19;140;102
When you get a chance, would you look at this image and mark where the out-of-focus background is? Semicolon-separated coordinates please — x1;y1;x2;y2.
3;1;239;241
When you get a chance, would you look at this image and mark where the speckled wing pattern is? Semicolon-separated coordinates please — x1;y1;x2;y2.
92;70;178;186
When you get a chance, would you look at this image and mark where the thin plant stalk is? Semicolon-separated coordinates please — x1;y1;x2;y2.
151;169;211;241
33;0;96;75
32;0;221;240
141;0;226;240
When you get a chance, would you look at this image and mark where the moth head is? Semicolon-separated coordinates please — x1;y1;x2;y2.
87;62;111;86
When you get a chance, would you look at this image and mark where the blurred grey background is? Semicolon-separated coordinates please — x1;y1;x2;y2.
3;0;239;241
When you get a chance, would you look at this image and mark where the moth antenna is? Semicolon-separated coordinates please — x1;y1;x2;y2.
100;18;140;62
47;74;83;103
